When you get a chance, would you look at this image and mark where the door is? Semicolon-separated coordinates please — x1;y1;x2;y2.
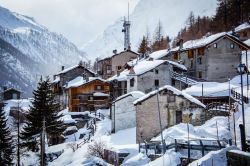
176;111;182;124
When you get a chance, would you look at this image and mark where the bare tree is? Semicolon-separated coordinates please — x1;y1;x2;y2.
87;140;107;159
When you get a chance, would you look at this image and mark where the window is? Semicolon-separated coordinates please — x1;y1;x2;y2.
188;50;194;58
168;95;176;103
190;59;194;68
155;69;159;74
107;65;112;74
174;53;178;60
154;80;159;87
130;78;135;87
243;31;247;37
95;85;102;90
117;66;122;71
197;57;202;65
230;43;234;49
198;48;205;55
171;79;176;86
213;43;217;48
198;71;202;79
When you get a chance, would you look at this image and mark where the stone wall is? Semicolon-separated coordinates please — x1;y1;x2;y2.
206;39;240;82
127;63;172;94
112;51;138;75
227;150;250;166
135;90;204;143
112;95;137;132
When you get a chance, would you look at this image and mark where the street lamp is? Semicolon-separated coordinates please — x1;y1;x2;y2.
238;63;247;151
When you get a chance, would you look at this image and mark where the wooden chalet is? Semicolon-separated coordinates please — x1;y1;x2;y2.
2;87;21;100
66;77;110;112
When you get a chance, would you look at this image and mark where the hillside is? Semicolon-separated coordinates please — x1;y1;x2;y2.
82;0;218;60
0;6;88;97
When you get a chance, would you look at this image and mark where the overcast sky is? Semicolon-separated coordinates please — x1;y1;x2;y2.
0;0;139;46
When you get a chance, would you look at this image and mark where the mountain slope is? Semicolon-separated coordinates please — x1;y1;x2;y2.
0;6;88;97
82;0;218;59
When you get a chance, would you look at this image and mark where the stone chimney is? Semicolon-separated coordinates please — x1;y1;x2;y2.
61;66;65;71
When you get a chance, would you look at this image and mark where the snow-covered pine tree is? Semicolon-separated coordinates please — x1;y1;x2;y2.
0;102;14;165
21;77;65;152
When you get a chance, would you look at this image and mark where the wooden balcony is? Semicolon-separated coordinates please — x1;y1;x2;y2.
70;98;110;107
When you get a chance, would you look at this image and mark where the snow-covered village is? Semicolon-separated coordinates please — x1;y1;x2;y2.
1;0;250;166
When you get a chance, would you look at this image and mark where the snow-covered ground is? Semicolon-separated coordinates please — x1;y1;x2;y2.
152;116;231;143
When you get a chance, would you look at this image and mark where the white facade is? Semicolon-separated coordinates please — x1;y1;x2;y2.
111;91;145;132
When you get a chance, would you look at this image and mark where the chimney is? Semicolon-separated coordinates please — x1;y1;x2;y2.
3;86;7;91
61;66;65;71
113;49;117;55
179;39;183;49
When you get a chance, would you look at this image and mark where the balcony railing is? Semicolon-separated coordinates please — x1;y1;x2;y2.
70;99;110;106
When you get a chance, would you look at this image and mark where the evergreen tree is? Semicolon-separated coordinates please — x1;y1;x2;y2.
0;102;14;165
138;36;150;57
21;77;65;152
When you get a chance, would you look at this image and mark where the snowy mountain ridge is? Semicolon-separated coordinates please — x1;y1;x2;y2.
82;0;218;60
0;6;88;97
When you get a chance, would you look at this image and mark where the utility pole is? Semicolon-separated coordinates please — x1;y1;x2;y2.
17;99;21;166
246;50;249;91
41;117;46;166
238;59;246;151
201;83;204;104
228;78;231;131
156;87;166;154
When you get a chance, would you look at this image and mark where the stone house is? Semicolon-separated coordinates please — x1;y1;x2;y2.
134;85;205;143
65;76;110;112
97;57;112;80
111;91;145;133
150;33;250;82
2;87;21;100
52;61;96;108
172;33;250;82
97;50;139;80
235;22;250;41
108;59;187;99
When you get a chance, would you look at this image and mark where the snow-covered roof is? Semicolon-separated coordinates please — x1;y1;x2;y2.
134;85;205;108
55;64;96;76
108;59;167;81
52;77;60;84
107;70;130;82
183;82;237;97
244;38;250;46
114;91;145;103
166;60;187;71
149;49;170;60
65;76;106;89
172;32;227;52
99;49;139;61
3;88;21;93
235;22;250;32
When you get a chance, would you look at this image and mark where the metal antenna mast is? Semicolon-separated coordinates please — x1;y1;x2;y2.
122;2;131;50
